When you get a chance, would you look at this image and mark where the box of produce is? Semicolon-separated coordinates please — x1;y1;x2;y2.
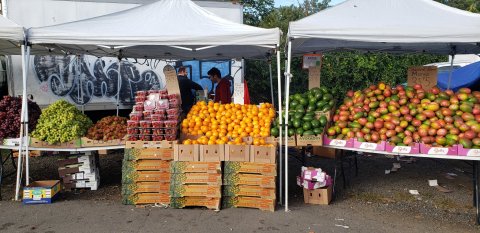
249;145;276;164
322;135;354;148
169;184;221;198
174;144;200;161
58;164;96;177
170;173;222;185
222;196;275;212
223;173;275;188
121;181;170;195
31;100;92;147
124;148;174;161
170;161;222;174
296;134;323;146
353;139;386;151
385;143;420;154
125;140;176;149
274;136;296;147
420;144;458;155
57;154;95;167
123;160;171;172
199;145;225;161
224;162;276;176
64;180;100;191
457;144;480;156
23;180;61;204
170;197;220;210
223;185;276;199
224;144;250;161
0;96;41;143
83;116;127;147
122;193;170;205
122;171;171;184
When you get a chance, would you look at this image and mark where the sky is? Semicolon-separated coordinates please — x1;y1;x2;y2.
274;0;346;7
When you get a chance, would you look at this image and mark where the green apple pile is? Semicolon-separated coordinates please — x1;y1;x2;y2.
32;100;92;144
327;83;480;148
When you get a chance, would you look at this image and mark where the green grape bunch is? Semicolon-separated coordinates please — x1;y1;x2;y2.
31;100;93;144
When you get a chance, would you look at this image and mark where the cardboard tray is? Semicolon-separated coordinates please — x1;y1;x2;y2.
222;185;276;199
419;144;458;155
385;143;420;154
124;148;174;161
322;135;354;148
224;144;250;162
199;145;225;162
222;196;275;212
122;193;170;205
296;134;323;147
174;144;200;161
23;180;61;204
29;137;82;149
170;161;222;174
457;144;480;157
125;140;176;149
81;137;125;147
353;139;386;151
249;145;276;164
170;173;222;185
121;181;170;195
169;184;221;198
224;161;277;176
223;173;276;188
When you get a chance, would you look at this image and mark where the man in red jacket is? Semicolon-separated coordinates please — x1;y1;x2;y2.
207;67;231;104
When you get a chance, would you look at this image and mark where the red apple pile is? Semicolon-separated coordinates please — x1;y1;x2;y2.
87;116;128;141
327;83;480;149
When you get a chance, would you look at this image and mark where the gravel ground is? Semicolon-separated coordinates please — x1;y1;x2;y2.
0;148;479;232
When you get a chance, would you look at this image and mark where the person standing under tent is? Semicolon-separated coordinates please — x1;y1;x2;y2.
208;67;231;104
177;66;203;113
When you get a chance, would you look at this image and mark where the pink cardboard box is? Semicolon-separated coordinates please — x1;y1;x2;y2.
457;145;480;157
353;139;386;151
385;143;420;154
419;144;458;155
297;176;332;190
322;135;353;148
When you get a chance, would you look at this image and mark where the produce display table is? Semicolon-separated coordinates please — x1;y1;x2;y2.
323;145;480;224
0;145;125;151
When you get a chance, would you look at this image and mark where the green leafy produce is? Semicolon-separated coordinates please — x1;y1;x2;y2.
32;100;92;144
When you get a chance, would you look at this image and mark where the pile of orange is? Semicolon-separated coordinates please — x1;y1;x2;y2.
181;101;275;145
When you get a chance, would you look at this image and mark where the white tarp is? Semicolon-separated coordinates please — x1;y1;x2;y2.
27;0;281;59
288;0;480;55
0;16;24;54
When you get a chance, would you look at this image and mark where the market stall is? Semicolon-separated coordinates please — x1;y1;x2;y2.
285;0;480;222
15;0;282;204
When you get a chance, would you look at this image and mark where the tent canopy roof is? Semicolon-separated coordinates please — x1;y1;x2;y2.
0;16;25;54
288;0;480;55
28;0;281;59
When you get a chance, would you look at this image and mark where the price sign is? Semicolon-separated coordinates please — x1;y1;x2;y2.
302;54;322;69
164;65;181;97
308;66;321;89
233;83;244;104
407;66;437;90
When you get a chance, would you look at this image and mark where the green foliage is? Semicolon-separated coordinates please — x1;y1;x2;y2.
241;0;275;26
435;0;479;13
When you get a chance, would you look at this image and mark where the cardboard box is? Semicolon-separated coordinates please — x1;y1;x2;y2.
457;144;480;157
296;134;324;146
223;173;275;188
121;181;170;195
223;185;276;199
224;162;276;176
123;193;170;205
225;144;250;161
125;140;176;149
199;145;225;162
250;145;276;164
64;180;100;190
2;137;22;146
274;136;296;147
62;170;100;183
23;180;61;204
29;137;82;149
420;144;458;155
322;135;354;147
385;143;420;154
169;184;221;198
174;144;200;161
312;146;336;159
128;160;171;172
170;197;220;210
170;173;222;185
122;171;171;184
58;164;96;177
81;137;125;148
57;154;95;168
222;196;275;212
353;139;386;151
303;186;332;205
124;148;174;161
170;161;222;174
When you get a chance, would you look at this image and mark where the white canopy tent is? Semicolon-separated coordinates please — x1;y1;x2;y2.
285;0;480;211
0;15;35;201
22;0;284;202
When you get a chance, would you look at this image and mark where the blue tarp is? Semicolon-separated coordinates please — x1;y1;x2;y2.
437;61;480;91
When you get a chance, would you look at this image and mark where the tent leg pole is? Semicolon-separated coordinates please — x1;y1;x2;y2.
284;40;293;212
14;44;27;201
116;59;121;116
269;62;274;106
276;48;283;206
24;45;31;186
447;54;455;90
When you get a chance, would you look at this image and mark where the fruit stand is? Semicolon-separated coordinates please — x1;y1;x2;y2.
6;0;283;205
285;0;480;224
